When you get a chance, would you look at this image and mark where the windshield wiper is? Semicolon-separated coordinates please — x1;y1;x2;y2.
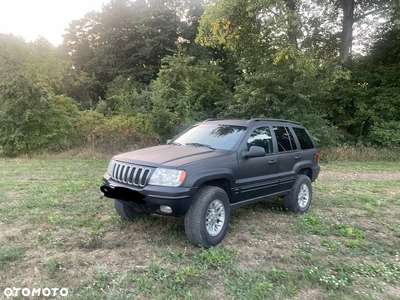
167;141;182;146
185;143;215;150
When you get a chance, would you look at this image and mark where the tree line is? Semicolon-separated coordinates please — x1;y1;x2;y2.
0;0;399;156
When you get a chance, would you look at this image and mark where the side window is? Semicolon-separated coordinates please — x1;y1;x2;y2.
274;126;297;152
293;127;314;149
247;127;273;154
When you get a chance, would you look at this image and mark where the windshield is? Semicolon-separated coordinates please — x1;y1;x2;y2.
170;124;247;150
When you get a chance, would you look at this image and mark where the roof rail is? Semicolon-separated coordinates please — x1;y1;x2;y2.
203;118;222;122
247;118;301;125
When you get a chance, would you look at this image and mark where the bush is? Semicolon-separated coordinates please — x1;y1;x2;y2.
60;110;106;151
366;121;400;148
58;112;158;154
91;115;159;154
146;53;230;140
0;80;80;156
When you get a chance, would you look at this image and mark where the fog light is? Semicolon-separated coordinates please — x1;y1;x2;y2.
160;205;172;213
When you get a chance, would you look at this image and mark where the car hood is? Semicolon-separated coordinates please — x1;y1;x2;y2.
113;145;230;168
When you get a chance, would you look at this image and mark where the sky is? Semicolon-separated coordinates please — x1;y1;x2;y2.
0;0;108;46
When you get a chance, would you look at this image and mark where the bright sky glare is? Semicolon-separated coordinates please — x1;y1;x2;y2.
0;0;108;46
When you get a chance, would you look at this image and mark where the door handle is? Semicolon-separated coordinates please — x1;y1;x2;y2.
268;160;277;164
295;155;302;160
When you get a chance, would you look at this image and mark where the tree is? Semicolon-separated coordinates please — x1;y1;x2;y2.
0;34;81;155
62;0;182;99
102;75;152;116
145;51;231;139
196;0;343;146
315;0;396;63
0;78;79;155
0;34;89;103
198;0;399;63
0;34;30;90
324;24;400;146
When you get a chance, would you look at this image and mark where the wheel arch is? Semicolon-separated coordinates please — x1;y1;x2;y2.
190;169;235;200
298;167;313;180
198;178;231;200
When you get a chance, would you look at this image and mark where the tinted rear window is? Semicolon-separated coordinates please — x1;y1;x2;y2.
274;126;297;152
293;127;314;149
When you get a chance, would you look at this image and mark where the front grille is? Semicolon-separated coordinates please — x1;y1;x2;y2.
111;162;152;187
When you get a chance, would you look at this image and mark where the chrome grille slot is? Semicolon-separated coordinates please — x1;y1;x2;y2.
111;162;152;187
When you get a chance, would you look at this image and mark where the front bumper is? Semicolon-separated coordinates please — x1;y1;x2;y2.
101;173;197;216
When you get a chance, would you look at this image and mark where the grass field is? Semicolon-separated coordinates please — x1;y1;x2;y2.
0;156;399;299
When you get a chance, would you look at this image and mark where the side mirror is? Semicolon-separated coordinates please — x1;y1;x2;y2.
244;146;265;158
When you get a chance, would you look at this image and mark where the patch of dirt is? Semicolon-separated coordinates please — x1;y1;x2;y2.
297;289;325;300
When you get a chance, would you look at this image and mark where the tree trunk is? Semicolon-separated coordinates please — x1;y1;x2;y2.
340;0;355;63
285;0;299;49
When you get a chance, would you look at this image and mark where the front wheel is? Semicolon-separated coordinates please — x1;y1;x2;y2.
184;186;230;248
283;175;312;213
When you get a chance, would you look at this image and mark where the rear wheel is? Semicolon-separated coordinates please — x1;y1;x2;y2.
283;175;312;213
184;186;230;248
114;199;149;220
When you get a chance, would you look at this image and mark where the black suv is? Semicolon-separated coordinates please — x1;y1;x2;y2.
101;119;320;247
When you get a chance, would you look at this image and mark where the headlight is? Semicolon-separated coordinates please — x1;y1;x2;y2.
107;160;115;175
148;168;186;187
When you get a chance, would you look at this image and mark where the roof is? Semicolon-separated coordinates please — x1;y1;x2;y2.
201;118;301;126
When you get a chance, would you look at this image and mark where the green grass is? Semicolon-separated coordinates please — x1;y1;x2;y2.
0;157;400;299
0;246;24;267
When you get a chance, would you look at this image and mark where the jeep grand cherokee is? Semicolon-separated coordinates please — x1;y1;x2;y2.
100;118;320;247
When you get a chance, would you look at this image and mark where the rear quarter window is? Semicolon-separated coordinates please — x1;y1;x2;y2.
293;127;315;149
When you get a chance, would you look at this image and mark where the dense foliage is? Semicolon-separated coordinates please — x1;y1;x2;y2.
0;0;399;156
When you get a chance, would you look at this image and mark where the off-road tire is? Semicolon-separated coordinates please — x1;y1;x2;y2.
184;186;230;248
283;175;312;213
114;199;149;221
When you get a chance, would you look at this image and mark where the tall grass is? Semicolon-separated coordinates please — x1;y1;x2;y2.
321;144;400;162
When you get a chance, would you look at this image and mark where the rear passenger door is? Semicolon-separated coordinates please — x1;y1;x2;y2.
292;126;319;180
272;126;301;191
